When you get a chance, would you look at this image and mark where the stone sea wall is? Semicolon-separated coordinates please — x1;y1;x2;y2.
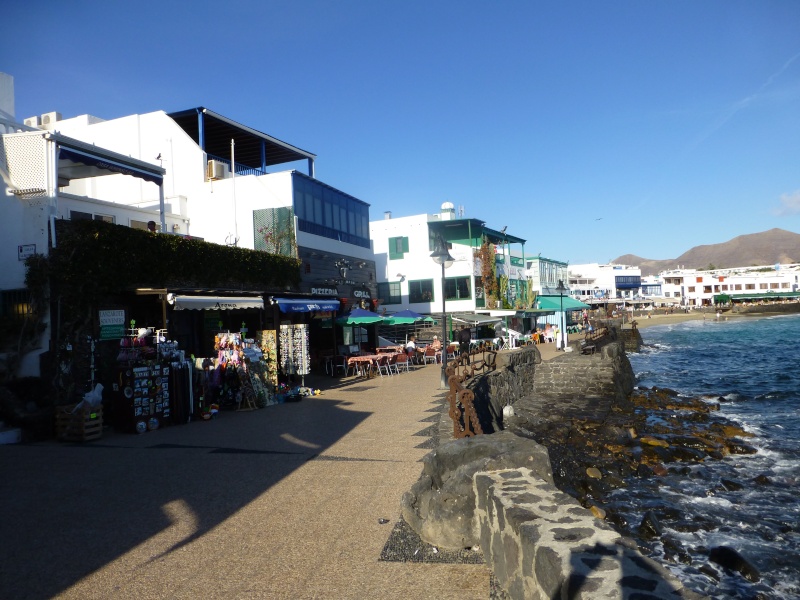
404;342;708;598
474;468;703;600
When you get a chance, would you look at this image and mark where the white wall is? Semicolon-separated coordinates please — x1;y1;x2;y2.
370;214;477;312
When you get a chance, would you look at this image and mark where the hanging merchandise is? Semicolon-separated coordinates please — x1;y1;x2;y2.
256;330;278;406
279;324;310;386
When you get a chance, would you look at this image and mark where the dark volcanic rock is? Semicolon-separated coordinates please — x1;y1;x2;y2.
708;546;761;582
638;511;663;540
401;430;552;549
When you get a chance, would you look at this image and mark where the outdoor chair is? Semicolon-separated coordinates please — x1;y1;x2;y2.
394;353;410;373
423;347;438;364
332;355;348;377
374;354;391;378
387;353;400;375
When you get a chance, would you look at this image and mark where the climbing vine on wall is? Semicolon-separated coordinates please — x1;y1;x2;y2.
475;239;498;305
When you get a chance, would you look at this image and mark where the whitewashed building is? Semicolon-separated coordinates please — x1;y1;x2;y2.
568;263;643;303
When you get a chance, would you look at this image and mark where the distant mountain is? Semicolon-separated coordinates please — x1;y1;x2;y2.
614;228;800;276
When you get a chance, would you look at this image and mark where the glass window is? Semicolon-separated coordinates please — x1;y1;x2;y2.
324;202;332;227
409;279;434;303
377;282;402;305
314;197;323;225
70;210;92;221
445;276;471;300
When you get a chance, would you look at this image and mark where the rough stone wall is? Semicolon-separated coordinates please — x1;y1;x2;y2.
473;468;706;600
530;340;634;407
467;345;541;433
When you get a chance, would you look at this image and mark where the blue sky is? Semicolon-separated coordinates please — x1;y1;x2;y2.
2;0;799;264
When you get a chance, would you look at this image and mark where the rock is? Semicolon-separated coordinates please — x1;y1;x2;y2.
636;463;655;478
640;436;669;448
720;478;744;491
708;546;760;582
590;505;606;519
400;430;552;549
663;535;692;564
638;510;663;540
698;563;720;581
651;464;668;477
727;439;758;455
586;467;602;479
752;474;772;486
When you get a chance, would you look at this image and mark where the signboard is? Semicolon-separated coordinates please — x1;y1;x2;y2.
99;309;126;340
18;244;36;261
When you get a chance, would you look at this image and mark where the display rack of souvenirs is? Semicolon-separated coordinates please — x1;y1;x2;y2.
256;330;279;405
279;324;310;386
112;321;192;433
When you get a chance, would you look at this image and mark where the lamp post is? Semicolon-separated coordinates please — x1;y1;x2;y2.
431;234;455;389
556;279;567;351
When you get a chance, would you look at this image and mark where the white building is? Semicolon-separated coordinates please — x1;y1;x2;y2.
655;264;800;306
568;263;643;304
0;73;378;375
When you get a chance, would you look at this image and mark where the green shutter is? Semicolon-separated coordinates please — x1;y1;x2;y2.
401;236;409;252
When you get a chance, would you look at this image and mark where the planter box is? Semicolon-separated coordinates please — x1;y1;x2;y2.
56;404;103;442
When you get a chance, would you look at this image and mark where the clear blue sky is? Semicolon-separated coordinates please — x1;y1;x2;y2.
3;0;799;264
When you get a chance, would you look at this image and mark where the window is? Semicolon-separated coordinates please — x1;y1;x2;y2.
745;284;755;290
388;236;409;260
408;279;434;303
721;285;728;291
71;210;115;223
770;283;779;289
292;173;371;249
734;284;742;290
688;286;695;292
759;283;768;290
665;292;671;297
377;282;402;305
674;292;681;297
131;219;159;232
782;282;790;288
445;276;471;300
703;286;712;293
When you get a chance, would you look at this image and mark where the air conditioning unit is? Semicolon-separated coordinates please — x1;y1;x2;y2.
40;111;62;127
206;159;229;180
23;116;40;128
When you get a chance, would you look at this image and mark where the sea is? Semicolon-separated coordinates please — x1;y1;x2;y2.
625;313;800;599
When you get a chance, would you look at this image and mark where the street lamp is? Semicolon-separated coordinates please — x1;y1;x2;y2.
431;234;455;389
556;279;567;351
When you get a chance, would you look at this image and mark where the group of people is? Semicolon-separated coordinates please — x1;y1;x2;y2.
403;325;474;365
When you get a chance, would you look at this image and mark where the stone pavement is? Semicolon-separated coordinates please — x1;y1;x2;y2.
0;362;493;600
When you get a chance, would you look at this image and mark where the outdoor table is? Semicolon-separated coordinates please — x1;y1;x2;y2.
347;354;379;377
376;346;403;354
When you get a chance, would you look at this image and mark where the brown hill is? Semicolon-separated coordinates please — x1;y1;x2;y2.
614;228;800;276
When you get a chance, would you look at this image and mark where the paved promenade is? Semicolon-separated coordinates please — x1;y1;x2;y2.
0;363;492;600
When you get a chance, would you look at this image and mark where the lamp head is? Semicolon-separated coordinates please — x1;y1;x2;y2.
430;235;455;268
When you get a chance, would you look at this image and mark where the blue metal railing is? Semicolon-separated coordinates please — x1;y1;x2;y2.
207;153;268;177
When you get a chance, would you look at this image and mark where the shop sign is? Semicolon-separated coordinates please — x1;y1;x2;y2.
99;324;125;340
353;289;371;299
311;287;338;296
18;244;36;261
99;309;126;340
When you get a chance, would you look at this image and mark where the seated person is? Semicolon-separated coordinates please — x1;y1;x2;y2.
405;335;417;359
430;335;442;351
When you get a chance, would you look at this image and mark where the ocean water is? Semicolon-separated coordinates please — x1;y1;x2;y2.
627;313;800;599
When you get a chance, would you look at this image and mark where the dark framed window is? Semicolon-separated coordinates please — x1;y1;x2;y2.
388;236;409;260
408;279;434;303
444;276;471;300
377;282;402;305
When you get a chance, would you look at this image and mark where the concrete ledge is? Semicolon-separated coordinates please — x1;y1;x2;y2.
473;468;706;600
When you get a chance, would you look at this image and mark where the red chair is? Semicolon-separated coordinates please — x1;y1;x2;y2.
394;352;410;373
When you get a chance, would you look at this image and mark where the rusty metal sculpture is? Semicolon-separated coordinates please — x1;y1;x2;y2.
444;347;497;439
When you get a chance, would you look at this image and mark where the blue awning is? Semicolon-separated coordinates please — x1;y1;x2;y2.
274;298;340;313
58;146;164;185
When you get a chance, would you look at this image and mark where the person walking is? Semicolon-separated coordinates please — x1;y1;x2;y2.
458;325;471;364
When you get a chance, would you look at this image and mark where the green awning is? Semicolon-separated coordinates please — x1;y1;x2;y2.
730;291;800;300
515;309;555;318
535;296;591;311
714;294;731;304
